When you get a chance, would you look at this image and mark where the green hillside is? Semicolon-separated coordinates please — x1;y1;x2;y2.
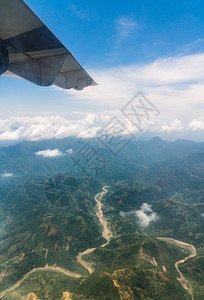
0;138;203;299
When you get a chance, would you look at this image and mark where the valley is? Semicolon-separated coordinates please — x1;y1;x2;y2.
0;137;203;299
0;185;112;299
76;186;112;274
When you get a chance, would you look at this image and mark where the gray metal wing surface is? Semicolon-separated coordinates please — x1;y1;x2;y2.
0;0;96;90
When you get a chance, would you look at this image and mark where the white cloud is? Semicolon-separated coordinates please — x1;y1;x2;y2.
0;114;104;142
161;119;183;133
115;17;140;42
0;114;203;143
70;4;95;21
85;114;95;125
65;148;73;154
135;203;158;228
188;119;204;131
77;125;101;138
1;53;204;142
178;39;204;55
35;149;63;157
2;173;13;178
120;203;158;228
65;53;204;126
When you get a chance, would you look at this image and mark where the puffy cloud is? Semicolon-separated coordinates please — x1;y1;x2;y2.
2;173;13;177
0;113;203;144
135;203;158;228
0;115;103;142
78;125;101;138
85;114;95;125
35;149;63;157
161;119;183;133
188;119;204;131
120;203;158;228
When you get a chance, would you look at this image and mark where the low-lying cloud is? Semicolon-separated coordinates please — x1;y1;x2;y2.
135;203;158;228
65;148;73;154
35;149;63;157
2;173;14;178
120;203;158;228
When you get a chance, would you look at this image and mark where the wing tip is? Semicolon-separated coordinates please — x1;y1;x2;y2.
89;79;97;87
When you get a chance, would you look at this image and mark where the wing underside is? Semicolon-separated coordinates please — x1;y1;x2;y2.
0;0;96;90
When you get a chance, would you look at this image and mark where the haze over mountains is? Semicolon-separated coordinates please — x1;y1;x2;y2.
0;136;203;178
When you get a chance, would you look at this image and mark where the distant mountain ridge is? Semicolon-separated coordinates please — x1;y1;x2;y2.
0;137;203;181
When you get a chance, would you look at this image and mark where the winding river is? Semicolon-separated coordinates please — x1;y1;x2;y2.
0;187;197;300
157;237;197;300
0;186;111;298
76;186;112;273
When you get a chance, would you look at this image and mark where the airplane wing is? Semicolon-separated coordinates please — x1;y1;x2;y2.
0;0;96;90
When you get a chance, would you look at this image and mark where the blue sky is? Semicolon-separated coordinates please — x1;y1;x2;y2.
0;0;204;142
28;0;204;66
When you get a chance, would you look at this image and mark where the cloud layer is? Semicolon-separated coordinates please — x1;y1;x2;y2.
0;52;204;143
66;53;204;125
0;113;203;143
